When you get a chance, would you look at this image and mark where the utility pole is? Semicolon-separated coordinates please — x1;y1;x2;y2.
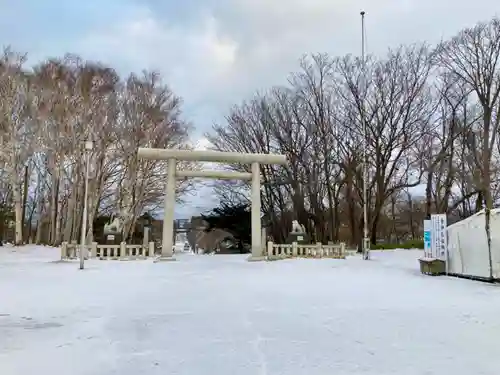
360;10;370;260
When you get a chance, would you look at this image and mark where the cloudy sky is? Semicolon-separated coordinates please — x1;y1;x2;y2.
1;0;498;217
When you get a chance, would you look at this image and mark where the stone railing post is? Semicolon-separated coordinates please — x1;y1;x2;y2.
267;241;273;258
149;242;155;257
71;240;77;258
120;242;127;259
61;242;67;260
340;242;346;258
327;241;333;257
292;242;298;257
91;242;98;258
316;242;322;258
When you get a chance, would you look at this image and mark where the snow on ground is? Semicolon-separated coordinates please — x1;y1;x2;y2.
1;246;500;375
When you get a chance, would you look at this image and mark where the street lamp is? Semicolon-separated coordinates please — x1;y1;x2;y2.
360;10;370;260
79;139;93;270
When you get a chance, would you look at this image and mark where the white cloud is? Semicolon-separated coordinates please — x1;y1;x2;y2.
77;6;239;108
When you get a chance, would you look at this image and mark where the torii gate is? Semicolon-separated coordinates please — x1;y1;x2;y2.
137;148;287;261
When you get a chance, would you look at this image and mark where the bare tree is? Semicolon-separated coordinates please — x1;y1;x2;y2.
116;71;195;240
334;44;433;245
0;48;36;245
0;48;196;246
208;24;500;247
435;17;500;278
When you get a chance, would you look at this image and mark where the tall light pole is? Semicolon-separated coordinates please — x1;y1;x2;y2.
333;113;339;243
79;139;93;270
360;10;370;260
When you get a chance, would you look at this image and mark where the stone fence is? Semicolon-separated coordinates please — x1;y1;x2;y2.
61;241;155;260
266;241;346;260
61;240;348;261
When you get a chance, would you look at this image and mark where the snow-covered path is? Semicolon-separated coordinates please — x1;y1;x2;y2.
1;247;500;375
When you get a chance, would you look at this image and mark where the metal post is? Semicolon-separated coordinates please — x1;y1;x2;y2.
79;141;92;269
361;10;370;260
334;99;340;243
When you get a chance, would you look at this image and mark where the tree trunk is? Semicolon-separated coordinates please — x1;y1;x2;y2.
0;210;5;245
86;186;98;245
21;164;29;241
27;204;36;243
333;191;340;241
63;160;82;242
35;196;45;245
63;185;78;242
409;204;415;239
390;195;397;241
357;214;364;253
12;182;23;246
345;175;358;247
370;212;379;245
49;171;60;245
325;182;335;242
54;203;62;245
71;182;83;241
425;167;434;217
482;108;493;280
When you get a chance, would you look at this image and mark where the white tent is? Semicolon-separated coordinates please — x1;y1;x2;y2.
446;208;500;280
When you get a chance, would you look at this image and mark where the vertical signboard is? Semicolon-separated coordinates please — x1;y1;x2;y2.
423;220;431;258
430;214;447;261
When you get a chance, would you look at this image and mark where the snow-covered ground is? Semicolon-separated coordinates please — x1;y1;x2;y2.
1;246;500;375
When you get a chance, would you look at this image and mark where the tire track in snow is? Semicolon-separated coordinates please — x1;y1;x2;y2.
242;312;268;375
